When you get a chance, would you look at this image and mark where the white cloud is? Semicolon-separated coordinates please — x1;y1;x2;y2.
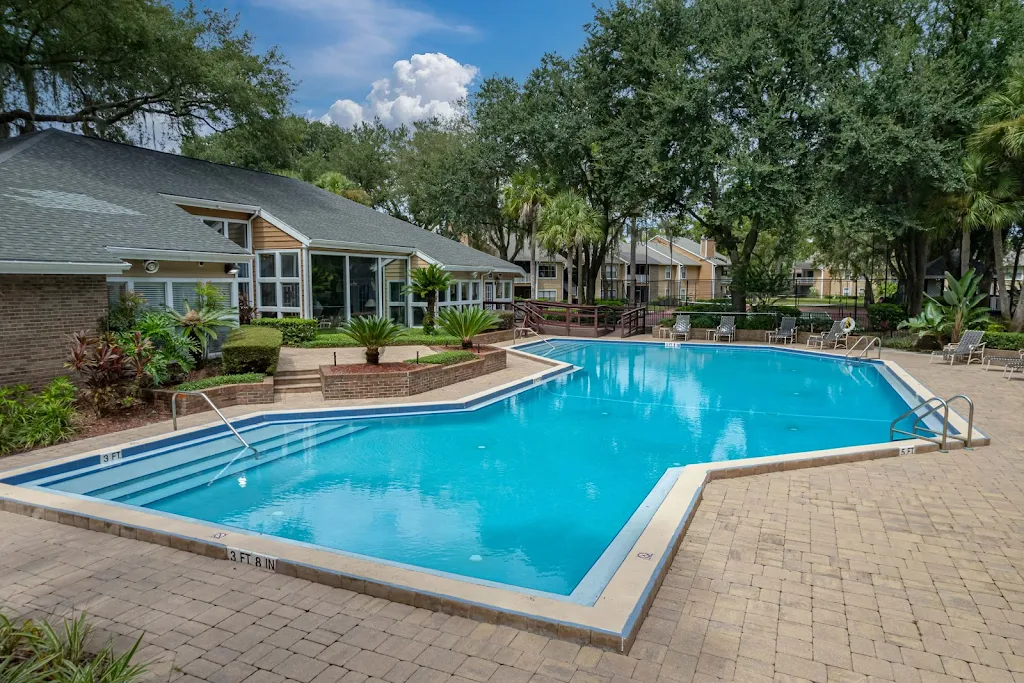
323;52;478;128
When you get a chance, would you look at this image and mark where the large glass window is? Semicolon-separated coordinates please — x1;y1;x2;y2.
311;254;346;326
203;217;252;283
348;256;378;319
256;251;301;317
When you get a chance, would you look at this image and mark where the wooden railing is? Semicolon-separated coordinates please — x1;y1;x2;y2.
620;305;648;338
512;300;618;337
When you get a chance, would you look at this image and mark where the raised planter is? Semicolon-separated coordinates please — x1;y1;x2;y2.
320;346;507;400
144;376;275;415
474;329;515;344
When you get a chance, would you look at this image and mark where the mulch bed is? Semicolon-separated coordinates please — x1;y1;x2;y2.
322;362;419;374
71;404;168;441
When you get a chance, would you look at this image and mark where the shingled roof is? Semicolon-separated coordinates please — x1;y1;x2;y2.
0;130;522;274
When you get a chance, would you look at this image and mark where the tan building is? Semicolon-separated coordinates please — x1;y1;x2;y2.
0;130;523;388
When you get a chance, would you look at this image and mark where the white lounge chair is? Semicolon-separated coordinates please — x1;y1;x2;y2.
1002;350;1024;379
707;315;736;342
767;316;796;345
931;330;986;365
807;321;849;349
670;314;691;341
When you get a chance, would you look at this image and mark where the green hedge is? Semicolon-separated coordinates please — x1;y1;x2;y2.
416;350;477;365
302;331;461;348
677;302;733;313
223;327;282;374
983;331;1024;350
495;311;515;330
867;303;907;332
177;373;265;391
251;317;318;344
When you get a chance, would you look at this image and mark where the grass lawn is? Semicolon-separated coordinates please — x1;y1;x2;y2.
300;330;462;348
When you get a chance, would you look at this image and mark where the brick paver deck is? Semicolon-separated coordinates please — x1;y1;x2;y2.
1;347;1022;683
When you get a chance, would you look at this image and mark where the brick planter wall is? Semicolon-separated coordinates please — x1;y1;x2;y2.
321;347;507;400
0;274;108;390
474;329;515;344
144;377;275;416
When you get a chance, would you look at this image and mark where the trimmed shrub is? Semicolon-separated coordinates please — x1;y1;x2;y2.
677;302;733;313
983;331;1024;350
495;310;515;330
252;317;318;344
177;373;265;391
867;303;908;333
736;315;779;330
222;326;283;374
595;298;627;306
416;350;478;365
881;335;918;351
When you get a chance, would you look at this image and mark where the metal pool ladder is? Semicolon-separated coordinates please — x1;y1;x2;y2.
890;394;975;451
846;336;881;359
171;390;259;458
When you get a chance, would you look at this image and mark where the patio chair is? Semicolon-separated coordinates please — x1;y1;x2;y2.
806;321;847;350
1001;350;1024;379
766;316;797;345
707;315;736;342
931;330;986;365
670;314;691;341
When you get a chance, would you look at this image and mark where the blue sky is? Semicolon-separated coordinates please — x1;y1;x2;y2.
208;0;604;126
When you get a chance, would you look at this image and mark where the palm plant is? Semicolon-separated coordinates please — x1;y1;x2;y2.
167;283;238;367
404;264;452;334
502;170;550;297
537;190;603;303
899;301;948;343
342;315;405;364
437;308;501;349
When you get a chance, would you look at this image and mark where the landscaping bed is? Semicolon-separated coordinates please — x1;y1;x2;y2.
144;376;275;416
320;346;507;400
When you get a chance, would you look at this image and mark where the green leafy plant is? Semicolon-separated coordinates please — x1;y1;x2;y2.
983;331;1024;350
404;264;453;334
102;291;147;332
120;311;198;386
342;315;406;364
437;308;501;349
222;327;282;374
0;613;147;683
899;301;949;343
0;378;77;455
900;269;989;343
301;331;461;348
177;373;265;391
251;317;319;344
867;303;908;333
167;283;239;367
417;350;478;365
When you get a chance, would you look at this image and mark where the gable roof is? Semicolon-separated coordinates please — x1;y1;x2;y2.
0;130;521;274
653;235;731;266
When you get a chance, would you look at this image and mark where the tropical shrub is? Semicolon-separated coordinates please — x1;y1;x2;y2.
101;290;147;332
984;331;1024;350
177;373;265;391
120;311;198;386
899;301;948;344
0;378;77;455
342;315;405;364
867;303;908;333
437;308;501;349
251;317;318;344
222;326;283;374
66;332;152;415
899;270;989;343
417;350;478;365
301;331;461;348
167;282;239;366
404;264;452;334
0;613;146;683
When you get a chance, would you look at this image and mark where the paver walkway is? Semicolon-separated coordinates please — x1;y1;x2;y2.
1;346;1023;683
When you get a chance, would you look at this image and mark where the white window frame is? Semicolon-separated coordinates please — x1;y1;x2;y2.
198;216;251;297
108;277;239;310
256;249;302;318
665;266;672;280
309;251;411;326
537;262;557;279
538;289;557;300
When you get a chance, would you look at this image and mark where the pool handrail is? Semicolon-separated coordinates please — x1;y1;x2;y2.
171;390;259;458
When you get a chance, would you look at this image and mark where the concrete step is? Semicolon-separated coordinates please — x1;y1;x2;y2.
275;375;322;387
275;383;322;394
275;369;320;379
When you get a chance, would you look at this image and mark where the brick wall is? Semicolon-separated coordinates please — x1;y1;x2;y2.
0;274;108;390
144;377;275;416
320;347;507;400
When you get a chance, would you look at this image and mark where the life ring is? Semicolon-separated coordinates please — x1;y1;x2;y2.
840;317;856;333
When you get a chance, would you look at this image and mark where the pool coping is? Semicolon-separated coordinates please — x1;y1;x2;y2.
0;340;988;652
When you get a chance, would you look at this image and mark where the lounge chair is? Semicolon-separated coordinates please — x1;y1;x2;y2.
706;315;736;342
670;314;691;341
1002;350;1024;379
931;330;986;365
766;316;797;345
806;321;849;350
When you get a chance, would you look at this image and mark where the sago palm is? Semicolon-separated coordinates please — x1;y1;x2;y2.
404;264;452;334
537;190;603;303
437;308;500;349
342;315;405;365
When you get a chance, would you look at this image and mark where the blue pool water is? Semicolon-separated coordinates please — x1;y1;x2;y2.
29;341;915;598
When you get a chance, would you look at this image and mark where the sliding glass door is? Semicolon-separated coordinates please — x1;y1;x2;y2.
310;253;410;326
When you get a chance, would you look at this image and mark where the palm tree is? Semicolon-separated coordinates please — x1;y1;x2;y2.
437;308;500;349
537;191;603;303
167;283;238;368
314;171;372;206
971;70;1024;330
403;264;452;334
342;315;405;364
502;170;549;298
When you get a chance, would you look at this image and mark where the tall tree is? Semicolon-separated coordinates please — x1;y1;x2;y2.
538;191;603;302
502;169;550;296
0;0;291;140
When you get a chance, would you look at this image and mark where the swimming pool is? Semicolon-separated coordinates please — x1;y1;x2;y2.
7;340;924;603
